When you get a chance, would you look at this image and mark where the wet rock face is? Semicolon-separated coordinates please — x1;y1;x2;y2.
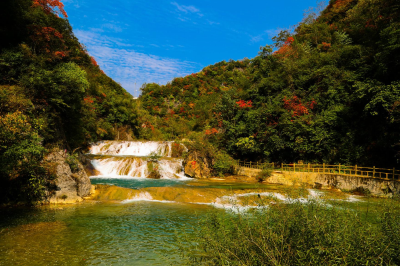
44;150;91;203
184;153;211;179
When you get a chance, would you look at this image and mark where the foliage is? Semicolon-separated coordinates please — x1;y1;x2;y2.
182;198;400;265
65;153;79;173
147;161;161;179
148;151;162;162
0;0;138;204
213;151;236;176
256;168;273;182
183;133;235;176
139;0;400;168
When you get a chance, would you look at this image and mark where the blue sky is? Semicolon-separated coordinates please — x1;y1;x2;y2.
62;0;324;96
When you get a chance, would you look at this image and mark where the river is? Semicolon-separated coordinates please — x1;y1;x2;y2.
0;141;382;265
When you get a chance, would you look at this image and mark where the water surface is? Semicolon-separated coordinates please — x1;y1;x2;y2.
0;201;212;266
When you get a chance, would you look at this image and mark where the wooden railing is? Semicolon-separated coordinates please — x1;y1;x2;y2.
281;163;400;181
236;160;274;170
235;161;400;181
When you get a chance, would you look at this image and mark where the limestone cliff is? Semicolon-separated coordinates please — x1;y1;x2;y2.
44;150;92;203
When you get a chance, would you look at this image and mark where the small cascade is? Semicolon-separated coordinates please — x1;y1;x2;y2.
90;141;175;157
88;141;188;180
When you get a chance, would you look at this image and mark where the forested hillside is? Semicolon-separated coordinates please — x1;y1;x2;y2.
139;0;400;168
0;0;138;203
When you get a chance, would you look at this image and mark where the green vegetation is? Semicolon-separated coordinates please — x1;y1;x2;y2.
256;168;273;182
182;197;400;265
0;0;138;204
139;0;400;170
1;0;400;201
65;153;79;173
147;161;161;179
183;133;236;177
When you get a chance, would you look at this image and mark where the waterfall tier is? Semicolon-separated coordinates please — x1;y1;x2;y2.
88;141;188;180
90;141;186;157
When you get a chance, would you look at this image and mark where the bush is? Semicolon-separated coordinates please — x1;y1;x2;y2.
184;132;235;177
182;198;400;265
147;161;161;179
148;151;162;162
256;168;273;182
66;153;79;173
171;142;185;158
213;151;235;176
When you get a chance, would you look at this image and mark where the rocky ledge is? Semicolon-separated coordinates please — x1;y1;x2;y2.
44;150;93;204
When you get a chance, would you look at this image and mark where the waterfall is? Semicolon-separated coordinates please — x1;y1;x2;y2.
90;141;175;157
88;141;188;180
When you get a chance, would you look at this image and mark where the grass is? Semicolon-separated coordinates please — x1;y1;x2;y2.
179;194;400;265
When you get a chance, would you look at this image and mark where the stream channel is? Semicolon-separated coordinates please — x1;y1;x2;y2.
0;141;380;265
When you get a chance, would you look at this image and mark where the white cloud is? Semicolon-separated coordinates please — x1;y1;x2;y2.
171;2;201;14
74;30;199;96
102;23;123;33
250;29;280;43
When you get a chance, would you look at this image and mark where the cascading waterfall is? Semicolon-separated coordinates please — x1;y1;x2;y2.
88;141;188;179
90;141;175;157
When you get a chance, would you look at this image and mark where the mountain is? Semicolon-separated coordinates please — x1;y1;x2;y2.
0;0;138;203
138;0;400;168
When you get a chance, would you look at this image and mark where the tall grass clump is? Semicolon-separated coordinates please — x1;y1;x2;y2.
181;197;400;265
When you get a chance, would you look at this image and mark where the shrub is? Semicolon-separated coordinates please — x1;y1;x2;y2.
171;142;185;158
256;168;273;182
181;198;400;265
66;153;79;173
213;151;235;176
148;151;162;162
184;132;235;177
147;161;161;179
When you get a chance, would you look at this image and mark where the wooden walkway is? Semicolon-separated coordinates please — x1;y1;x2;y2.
235;160;400;181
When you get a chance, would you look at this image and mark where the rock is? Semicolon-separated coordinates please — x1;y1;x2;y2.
183;153;211;179
43;150;92;204
313;182;323;189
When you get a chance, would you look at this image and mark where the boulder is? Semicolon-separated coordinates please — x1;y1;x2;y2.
44;150;92;204
184;153;211;179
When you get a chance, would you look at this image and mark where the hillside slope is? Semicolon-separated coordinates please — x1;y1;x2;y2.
139;0;400;168
0;0;138;203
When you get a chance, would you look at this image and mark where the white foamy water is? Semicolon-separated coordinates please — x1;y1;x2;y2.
91;158;188;179
121;192;175;204
91;157;149;178
90;141;186;157
234;192;288;201
89;141;189;180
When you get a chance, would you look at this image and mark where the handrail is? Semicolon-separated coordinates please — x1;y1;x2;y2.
235;160;400;181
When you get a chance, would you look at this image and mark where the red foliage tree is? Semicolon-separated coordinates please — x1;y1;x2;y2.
236;100;253;108
90;57;98;67
273;37;297;58
205;128;219;135
32;0;68;17
30;26;65;54
283;96;316;118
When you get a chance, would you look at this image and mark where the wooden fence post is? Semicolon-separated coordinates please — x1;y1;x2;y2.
294;163;296;172
308;163;310;172
355;165;357;176
339;164;341;174
373;166;375;178
250;161;252;169
393;168;395;180
323;163;325;174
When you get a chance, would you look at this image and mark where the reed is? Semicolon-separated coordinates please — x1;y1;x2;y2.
181;196;400;265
